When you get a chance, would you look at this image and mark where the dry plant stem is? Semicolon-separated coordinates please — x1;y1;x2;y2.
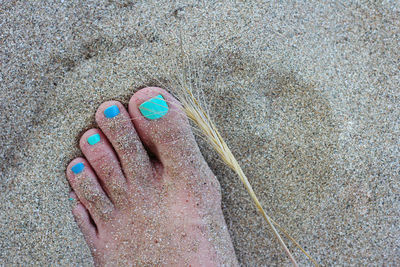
175;57;318;265
182;100;299;266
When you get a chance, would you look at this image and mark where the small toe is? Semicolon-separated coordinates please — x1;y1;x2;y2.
128;87;204;173
95;101;153;184
67;158;114;224
70;191;98;246
80;129;128;205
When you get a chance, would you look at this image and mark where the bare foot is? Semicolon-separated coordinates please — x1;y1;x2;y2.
66;87;238;266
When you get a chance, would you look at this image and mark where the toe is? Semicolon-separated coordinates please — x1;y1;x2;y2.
67;158;114;225
95;101;153;184
128;87;203;174
70;191;98;247
80;129;128;205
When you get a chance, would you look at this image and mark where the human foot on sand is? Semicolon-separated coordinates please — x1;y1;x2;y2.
66;87;239;266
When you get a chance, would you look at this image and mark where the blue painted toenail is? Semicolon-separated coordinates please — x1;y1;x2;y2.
139;94;169;120
104;105;120;118
87;133;100;145
71;163;84;174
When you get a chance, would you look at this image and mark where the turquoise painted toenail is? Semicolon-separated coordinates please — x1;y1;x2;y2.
139;94;169;120
87;133;100;145
69;197;74;201
71;163;84;174
104;105;120;118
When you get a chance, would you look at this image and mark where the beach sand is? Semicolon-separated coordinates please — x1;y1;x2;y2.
1;1;399;265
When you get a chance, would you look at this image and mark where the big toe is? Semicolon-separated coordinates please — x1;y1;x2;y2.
128;87;205;175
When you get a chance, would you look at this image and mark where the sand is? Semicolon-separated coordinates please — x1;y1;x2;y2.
1;1;399;265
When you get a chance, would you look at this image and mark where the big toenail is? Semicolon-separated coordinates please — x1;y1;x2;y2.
139;94;169;120
87;133;101;145
71;162;85;174
104;105;120;118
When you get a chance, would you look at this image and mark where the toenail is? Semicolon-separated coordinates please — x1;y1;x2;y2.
139;94;169;120
71;162;85;174
104;105;120;118
87;133;101;145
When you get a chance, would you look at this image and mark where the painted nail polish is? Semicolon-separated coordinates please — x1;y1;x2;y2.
87;133;100;145
104;105;120;118
139;94;169;120
71;162;84;174
69;197;75;201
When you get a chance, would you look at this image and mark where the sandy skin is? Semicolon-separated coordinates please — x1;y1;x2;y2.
66;87;239;266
